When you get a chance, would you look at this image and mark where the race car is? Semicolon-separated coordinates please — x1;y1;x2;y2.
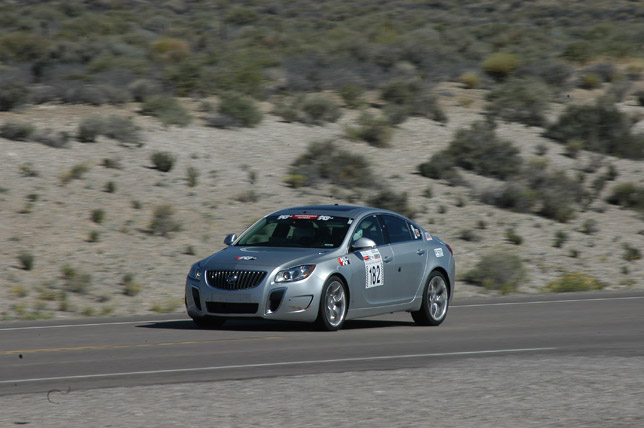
185;205;454;331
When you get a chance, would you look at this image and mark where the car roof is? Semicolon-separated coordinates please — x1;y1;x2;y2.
270;205;403;219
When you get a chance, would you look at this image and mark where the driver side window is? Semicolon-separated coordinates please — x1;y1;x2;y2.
352;216;385;246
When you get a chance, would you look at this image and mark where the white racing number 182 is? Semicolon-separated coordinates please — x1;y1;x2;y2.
361;249;384;288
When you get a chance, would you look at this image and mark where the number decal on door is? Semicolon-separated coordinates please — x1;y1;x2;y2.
361;249;384;288
368;264;382;287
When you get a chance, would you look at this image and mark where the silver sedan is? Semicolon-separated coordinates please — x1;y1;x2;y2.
185;205;455;331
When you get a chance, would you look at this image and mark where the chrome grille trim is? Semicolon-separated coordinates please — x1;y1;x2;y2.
205;270;267;290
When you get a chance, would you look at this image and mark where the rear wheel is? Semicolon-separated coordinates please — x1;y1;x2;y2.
191;316;226;329
411;271;449;326
315;276;348;331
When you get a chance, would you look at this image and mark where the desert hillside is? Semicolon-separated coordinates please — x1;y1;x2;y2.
2;83;644;320
1;0;644;320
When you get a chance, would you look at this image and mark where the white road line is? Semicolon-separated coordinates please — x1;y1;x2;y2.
0;319;187;332
0;347;556;385
452;295;644;308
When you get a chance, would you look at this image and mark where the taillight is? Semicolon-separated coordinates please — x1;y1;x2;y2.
445;243;453;255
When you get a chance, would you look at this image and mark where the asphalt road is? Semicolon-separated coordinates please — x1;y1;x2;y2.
2;290;643;397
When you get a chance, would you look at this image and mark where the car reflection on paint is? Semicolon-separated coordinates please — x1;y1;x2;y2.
185;205;455;331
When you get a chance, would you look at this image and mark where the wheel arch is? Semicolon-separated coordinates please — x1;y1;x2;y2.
428;267;451;299
315;272;350;331
327;272;350;309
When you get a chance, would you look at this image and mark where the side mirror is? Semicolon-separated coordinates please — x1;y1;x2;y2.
351;237;376;250
223;233;237;245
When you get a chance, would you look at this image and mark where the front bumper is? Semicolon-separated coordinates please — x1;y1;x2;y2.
185;272;323;323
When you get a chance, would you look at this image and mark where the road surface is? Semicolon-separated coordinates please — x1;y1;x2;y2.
1;291;643;427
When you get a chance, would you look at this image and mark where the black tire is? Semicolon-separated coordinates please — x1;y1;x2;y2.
315;276;348;331
411;270;449;326
191;316;226;329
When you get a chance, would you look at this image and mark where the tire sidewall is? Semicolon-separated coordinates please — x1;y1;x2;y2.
423;271;449;325
317;276;348;331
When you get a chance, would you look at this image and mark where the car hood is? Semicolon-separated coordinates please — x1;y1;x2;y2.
201;246;334;271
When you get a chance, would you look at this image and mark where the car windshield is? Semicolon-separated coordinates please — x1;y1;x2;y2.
235;215;352;248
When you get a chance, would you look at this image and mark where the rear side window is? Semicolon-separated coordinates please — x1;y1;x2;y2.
380;215;413;243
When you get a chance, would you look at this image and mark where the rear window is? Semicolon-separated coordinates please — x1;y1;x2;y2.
235;215;352;248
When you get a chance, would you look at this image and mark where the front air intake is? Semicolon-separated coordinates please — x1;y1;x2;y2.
191;288;202;311
206;302;259;314
267;289;286;313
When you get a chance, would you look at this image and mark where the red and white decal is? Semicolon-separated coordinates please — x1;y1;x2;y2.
292;214;319;220
279;214;334;220
338;256;350;266
425;232;433;241
235;255;257;261
362;252;381;261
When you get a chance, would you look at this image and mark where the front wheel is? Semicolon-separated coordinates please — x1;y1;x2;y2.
411;271;449;326
315;276;348;331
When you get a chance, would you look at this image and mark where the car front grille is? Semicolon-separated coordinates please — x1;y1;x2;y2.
205;270;267;290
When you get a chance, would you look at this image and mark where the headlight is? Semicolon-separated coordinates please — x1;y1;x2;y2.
188;264;202;280
274;265;315;283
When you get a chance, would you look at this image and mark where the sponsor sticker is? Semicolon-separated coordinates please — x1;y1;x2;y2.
278;214;334;220
434;248;444;257
425;232;433;241
361;249;384;288
338;256;350;266
235;255;257;261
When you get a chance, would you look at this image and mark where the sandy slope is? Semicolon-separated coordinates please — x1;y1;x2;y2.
1;84;643;319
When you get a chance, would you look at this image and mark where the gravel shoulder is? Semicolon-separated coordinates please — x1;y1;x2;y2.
2;355;643;428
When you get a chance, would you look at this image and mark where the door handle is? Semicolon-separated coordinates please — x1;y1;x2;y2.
383;256;393;263
416;249;426;255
